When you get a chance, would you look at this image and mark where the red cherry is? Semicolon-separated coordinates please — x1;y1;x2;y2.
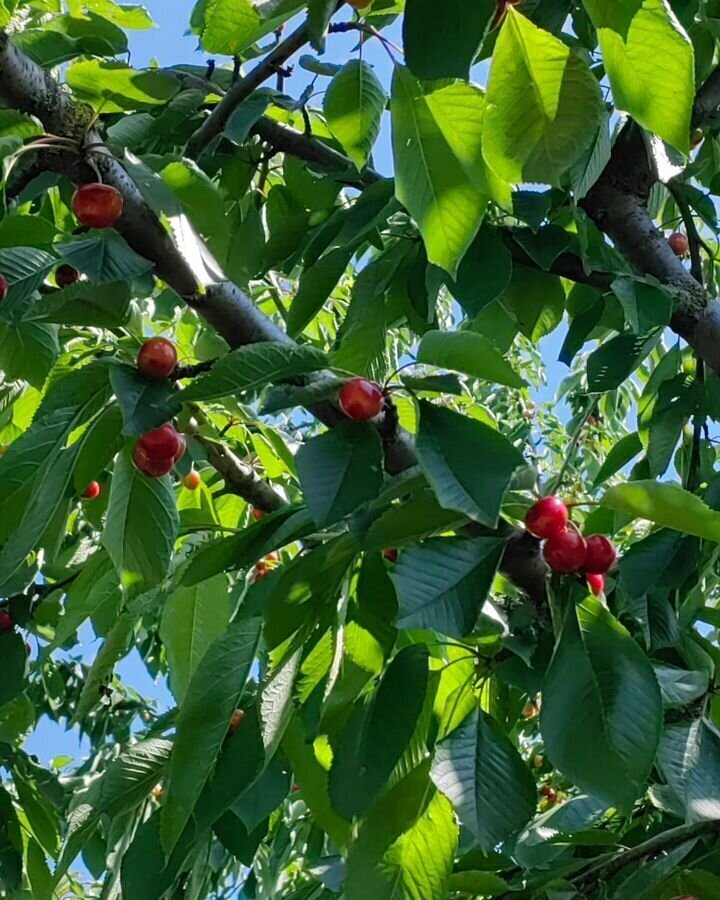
82;481;101;500
543;530;587;573
584;535;617;574
138;424;182;462
383;548;398;562
252;562;269;582
133;443;175;477
0;274;8;302
228;708;245;735
182;470;201;490
586;573;605;596
137;337;178;379
0;610;13;633
668;232;689;256
539;785;557;802
525;496;569;539
338;377;384;421
251;507;266;521
71;183;124;228
522;703;537;719
56;264;80;288
173;433;187;464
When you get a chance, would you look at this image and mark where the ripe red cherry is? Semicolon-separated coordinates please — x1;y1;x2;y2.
383;549;398;562
71;183;124;228
338;377;385;421
138;423;182;462
586;573;605;596
584;535;617;574
543;530;587;573
228;708;245;735
133;443;175;477
539;785;557;801
56;264;80;288
182;470;201;490
525;496;569;539
0;274;8;302
668;232;689;256
0;610;13;633
82;481;101;500
173;433;187;464
251;507;265;521
137;337;178;379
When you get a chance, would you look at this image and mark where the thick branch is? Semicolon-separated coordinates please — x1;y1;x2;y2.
194;435;287;512
187;22;312;158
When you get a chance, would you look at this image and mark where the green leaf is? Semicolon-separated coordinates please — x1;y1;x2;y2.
416;400;525;527
0;786;22;892
483;9;605;185
296;422;383;527
0;448;75;593
330;645;430;818
0;247;56;321
324;61;386;169
391;67;496;277
30;281;132;327
181;507;314;587
400;373;463;396
283;716;351;846
0;633;27;707
331;246;405;376
345;762;458;900
394;536;505;637
403;0;494;80
57;234;154;283
657;719;720;820
102;446;179;589
431;708;536;850
0;321;59;389
612;276;674;334
161;616;261;855
618;528;683;598
581;0;694;151
514;794;608;869
593;432;643;486
181;343;328;401
288;248;353;337
66;59;179;112
225;90;271;143
447;872;510;895
160;575;231;704
76;0;155;29
602;480;720;541
307;0;336;51
109;363;182;436
260;649;300;758
363;488;466;551
500;265;565;342
200;0;302;55
261;374;344;414
0;696;34;745
541;595;663;812
47;562;119;651
587;331;661;392
72;404;124;493
73;613;134;722
654;665;709;707
417;330;525;388
447;225;513;317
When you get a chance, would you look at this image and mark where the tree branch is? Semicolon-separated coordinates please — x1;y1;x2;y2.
573;819;720;888
0;29;546;605
186;21;313;158
193;434;287;512
251;116;383;186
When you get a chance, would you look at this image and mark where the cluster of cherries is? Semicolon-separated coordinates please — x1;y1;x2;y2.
524;496;617;596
